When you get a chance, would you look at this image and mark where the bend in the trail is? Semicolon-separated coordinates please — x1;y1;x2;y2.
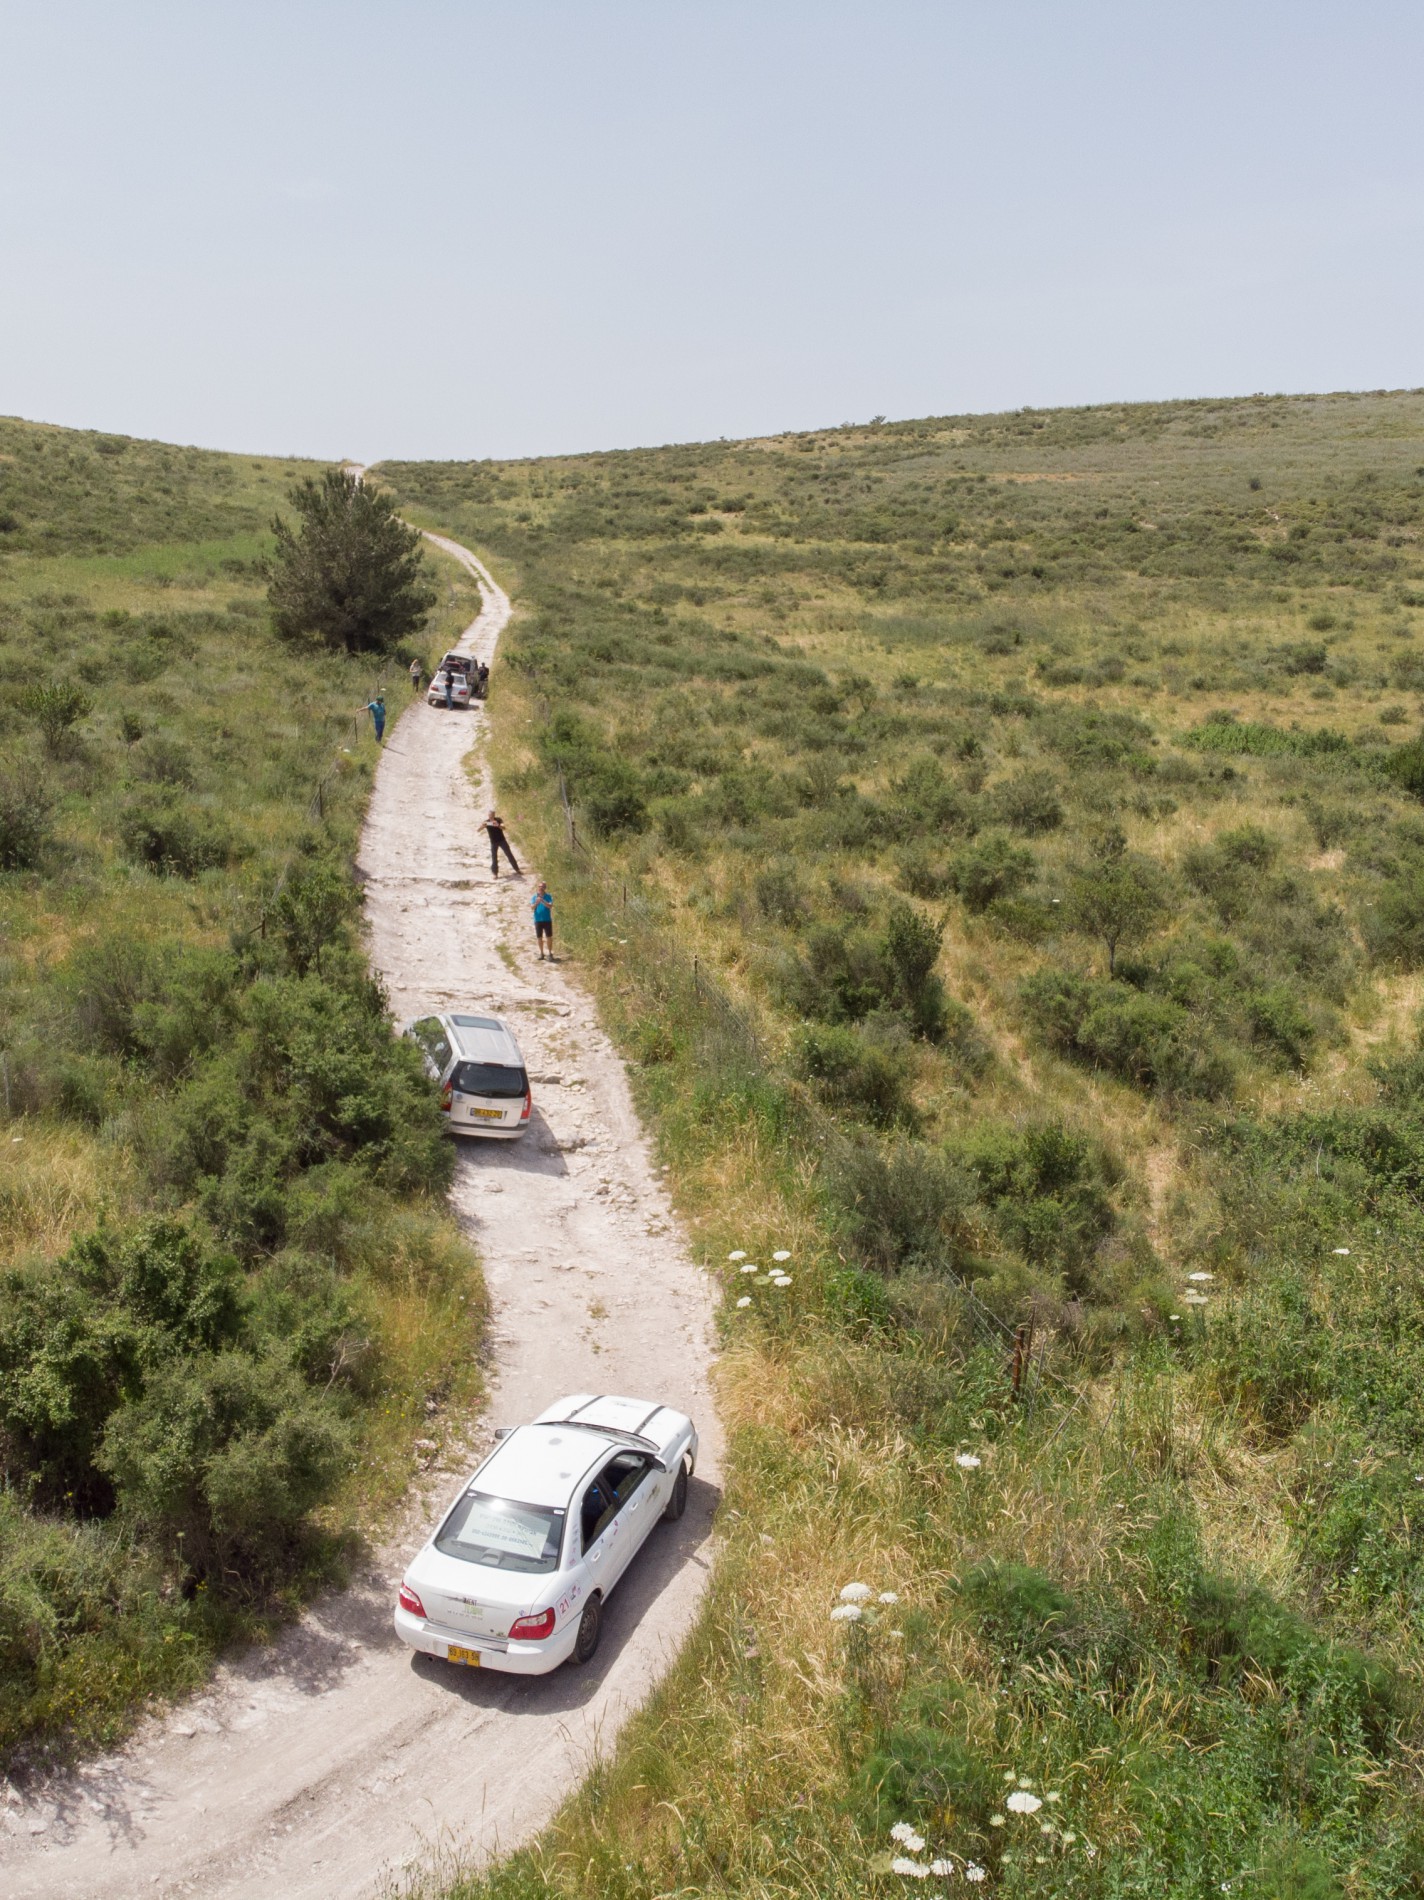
0;535;720;1900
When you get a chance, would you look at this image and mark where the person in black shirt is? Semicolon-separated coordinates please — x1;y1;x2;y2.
480;809;520;878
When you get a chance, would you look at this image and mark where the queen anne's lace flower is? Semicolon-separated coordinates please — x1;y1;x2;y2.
839;1581;873;1602
878;1590;900;1604
773;1249;792;1261
830;1603;862;1622
735;1296;752;1308
1006;1791;1042;1814
955;1452;982;1469
728;1251;747;1261
965;1865;987;1883
890;1858;930;1879
890;1823;926;1850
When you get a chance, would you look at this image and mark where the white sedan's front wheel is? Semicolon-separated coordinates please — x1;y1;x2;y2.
573;1595;602;1665
662;1461;688;1522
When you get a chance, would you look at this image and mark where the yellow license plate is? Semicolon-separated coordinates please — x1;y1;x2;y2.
447;1644;482;1667
470;1108;503;1120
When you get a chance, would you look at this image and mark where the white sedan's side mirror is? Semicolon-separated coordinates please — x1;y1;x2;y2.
493;1427;513;1441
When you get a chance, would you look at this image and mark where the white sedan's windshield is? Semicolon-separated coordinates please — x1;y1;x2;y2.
435;1490;565;1573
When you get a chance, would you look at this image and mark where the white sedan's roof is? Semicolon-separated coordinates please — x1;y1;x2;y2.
475;1424;612;1509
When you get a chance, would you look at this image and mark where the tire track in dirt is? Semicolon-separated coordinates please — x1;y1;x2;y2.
0;536;721;1900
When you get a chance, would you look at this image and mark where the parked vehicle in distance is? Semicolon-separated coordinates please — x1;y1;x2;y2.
428;668;471;708
404;1011;531;1138
395;1394;698;1674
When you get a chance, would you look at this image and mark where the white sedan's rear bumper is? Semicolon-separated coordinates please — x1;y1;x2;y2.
394;1605;580;1675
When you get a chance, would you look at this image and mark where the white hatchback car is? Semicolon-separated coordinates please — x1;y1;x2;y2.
404;1011;531;1138
428;668;471;708
395;1394;698;1674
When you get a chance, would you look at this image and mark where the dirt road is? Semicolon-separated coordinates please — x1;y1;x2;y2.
0;537;720;1899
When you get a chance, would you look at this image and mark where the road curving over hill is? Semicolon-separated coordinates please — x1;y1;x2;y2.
1;535;721;1899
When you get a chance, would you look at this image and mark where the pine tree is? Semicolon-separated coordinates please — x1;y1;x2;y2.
267;469;435;654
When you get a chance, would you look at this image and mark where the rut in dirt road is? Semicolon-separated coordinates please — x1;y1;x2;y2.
0;535;721;1900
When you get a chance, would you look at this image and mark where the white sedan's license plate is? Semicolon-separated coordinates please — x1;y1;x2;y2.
469;1107;503;1121
447;1644;481;1667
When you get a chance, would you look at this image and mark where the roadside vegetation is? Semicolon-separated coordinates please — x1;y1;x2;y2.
383;390;1424;1897
0;419;486;1768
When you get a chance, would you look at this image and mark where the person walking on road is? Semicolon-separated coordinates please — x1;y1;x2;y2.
442;670;454;709
531;881;554;959
409;659;423;695
480;809;520;879
364;694;386;743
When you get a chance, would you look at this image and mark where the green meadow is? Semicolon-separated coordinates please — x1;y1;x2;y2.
380;390;1424;1899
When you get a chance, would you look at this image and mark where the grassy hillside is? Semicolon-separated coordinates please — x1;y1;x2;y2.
384;391;1424;1898
0;419;486;1767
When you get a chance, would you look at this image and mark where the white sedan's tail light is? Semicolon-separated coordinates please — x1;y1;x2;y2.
520;1089;531;1121
399;1583;426;1618
508;1609;555;1641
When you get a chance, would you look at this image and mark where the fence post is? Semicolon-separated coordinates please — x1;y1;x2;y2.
1011;1321;1032;1401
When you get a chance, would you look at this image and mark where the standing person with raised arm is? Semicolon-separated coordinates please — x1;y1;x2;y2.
480;808;520;879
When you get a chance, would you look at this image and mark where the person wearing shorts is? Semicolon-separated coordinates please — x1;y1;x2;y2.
531;882;554;958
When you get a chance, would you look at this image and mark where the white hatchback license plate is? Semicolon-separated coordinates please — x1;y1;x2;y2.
469;1107;503;1121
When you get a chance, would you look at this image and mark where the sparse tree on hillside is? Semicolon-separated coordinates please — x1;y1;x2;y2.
267;470;435;655
1066;825;1167;976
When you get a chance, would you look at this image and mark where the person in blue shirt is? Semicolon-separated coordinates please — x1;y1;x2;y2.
364;694;386;743
531;881;554;959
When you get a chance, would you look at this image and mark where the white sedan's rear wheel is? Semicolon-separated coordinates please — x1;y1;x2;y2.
573;1594;602;1665
662;1460;688;1522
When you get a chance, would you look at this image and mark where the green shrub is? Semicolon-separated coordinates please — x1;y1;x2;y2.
119;794;234;877
946;833;1036;912
825;1137;977;1275
0;766;53;869
99;1351;352;1577
1021;969;1233;1097
988;767;1063;833
794;1020;917;1128
956;1119;1118;1284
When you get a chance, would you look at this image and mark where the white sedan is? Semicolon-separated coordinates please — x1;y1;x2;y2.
394;1394;697;1674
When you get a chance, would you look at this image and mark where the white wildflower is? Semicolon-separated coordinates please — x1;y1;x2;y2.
1045;1791;1061;1804
1062;1832;1077;1844
1003;1770;1018;1782
1169;1313;1181;1321
772;1274;792;1286
773;1249;792;1261
890;1857;930;1878
1006;1791;1042;1814
735;1296;752;1308
930;1861;953;1877
840;1581;873;1602
890;1824;926;1851
965;1865;986;1884
829;1603;862;1622
955;1452;982;1469
1017;1777;1034;1788
989;1815;1005;1827
1182;1291;1209;1305
740;1262;759;1273
878;1590;900;1604
1333;1247;1350;1255
1187;1270;1214;1282
728;1250;747;1261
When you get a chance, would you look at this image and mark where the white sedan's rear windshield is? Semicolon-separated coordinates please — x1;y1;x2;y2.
452;1062;528;1100
435;1491;564;1572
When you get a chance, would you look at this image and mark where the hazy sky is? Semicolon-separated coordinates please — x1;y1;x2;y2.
2;2;1420;462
